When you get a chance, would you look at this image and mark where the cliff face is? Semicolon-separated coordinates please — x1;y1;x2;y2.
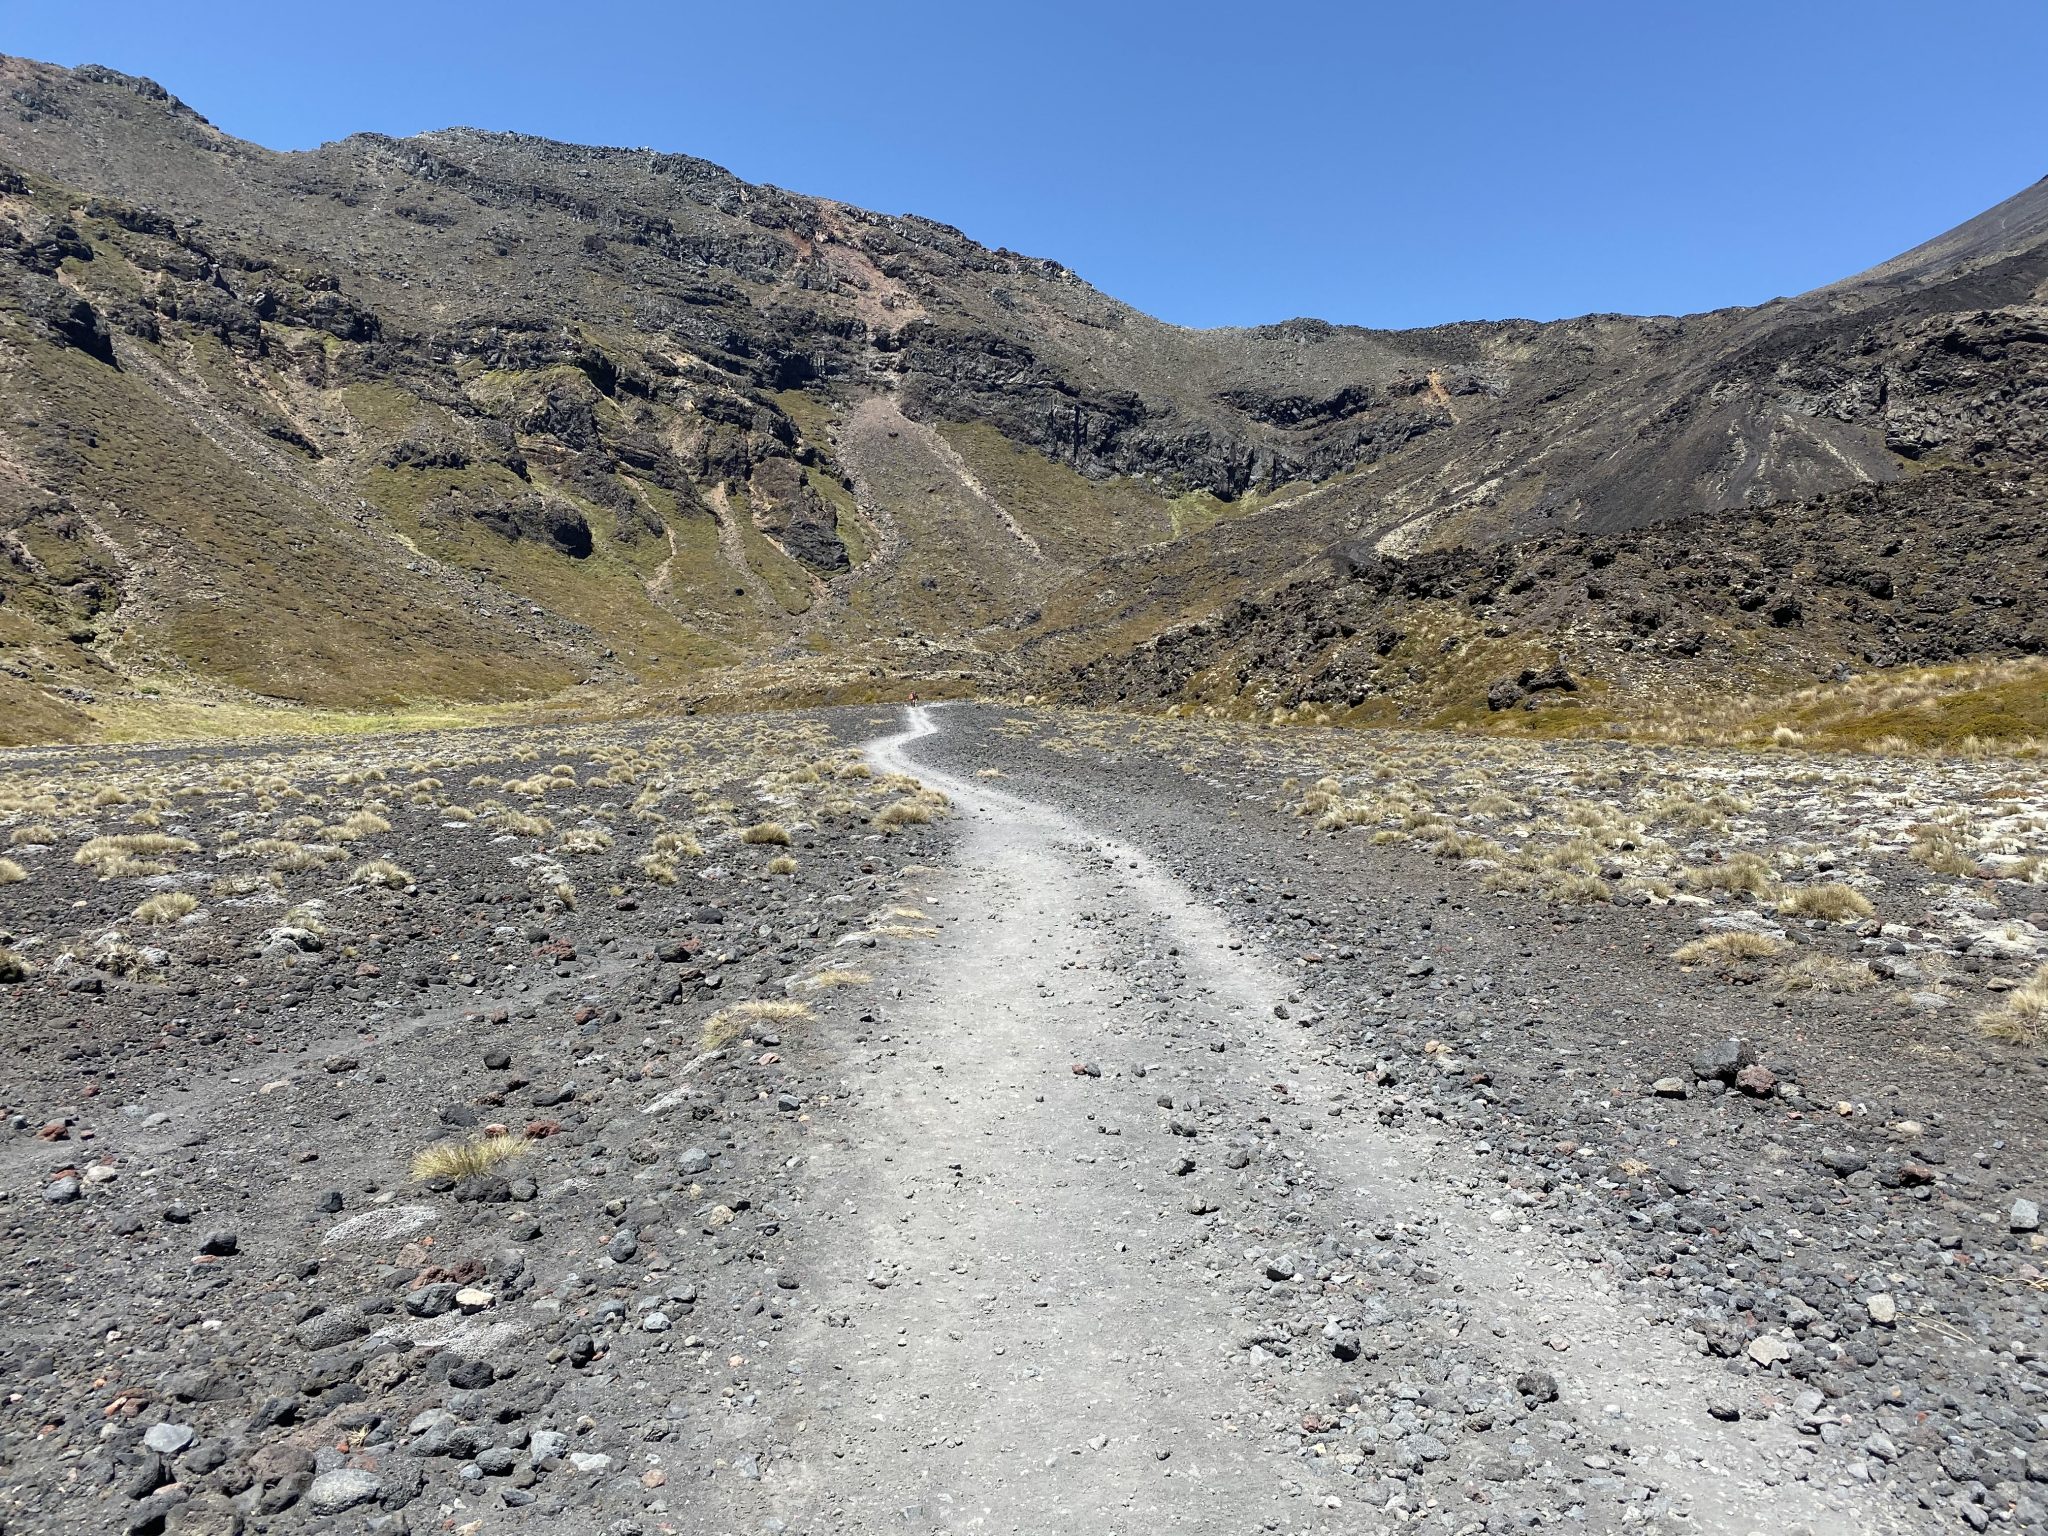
0;55;2041;737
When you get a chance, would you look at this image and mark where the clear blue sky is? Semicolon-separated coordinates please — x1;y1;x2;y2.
6;1;2043;329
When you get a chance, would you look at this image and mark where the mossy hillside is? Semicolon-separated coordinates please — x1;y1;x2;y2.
14;336;575;707
723;489;817;617
358;462;735;683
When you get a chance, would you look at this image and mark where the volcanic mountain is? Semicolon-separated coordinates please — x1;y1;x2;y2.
0;55;2041;740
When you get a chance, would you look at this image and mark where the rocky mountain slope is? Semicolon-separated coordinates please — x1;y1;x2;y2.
0;54;2042;740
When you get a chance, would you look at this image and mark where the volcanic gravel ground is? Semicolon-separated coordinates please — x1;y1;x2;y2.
1;704;2042;1535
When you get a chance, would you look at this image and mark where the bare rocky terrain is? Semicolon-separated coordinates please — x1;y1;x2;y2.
4;704;2044;1534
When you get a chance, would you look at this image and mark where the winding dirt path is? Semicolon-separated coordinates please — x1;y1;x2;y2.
717;706;1897;1536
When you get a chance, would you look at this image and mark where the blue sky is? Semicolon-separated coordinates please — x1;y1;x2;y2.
6;1;2043;329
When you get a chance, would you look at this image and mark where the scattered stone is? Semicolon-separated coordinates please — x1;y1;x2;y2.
142;1423;195;1456
306;1469;382;1515
1734;1063;1778;1097
1691;1037;1755;1083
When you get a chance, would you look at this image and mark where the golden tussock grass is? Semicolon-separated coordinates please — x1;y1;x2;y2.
411;1132;527;1183
0;857;26;885
7;824;55;846
75;833;201;878
132;891;198;924
1979;966;2048;1046
1681;853;1777;897
491;808;554;838
799;968;870;989
1775;883;1876;922
741;821;792;846
702;997;814;1050
351;859;414;890
0;946;30;981
767;854;799;875
1774;954;1881;994
1673;931;1786;965
1543;872;1612;905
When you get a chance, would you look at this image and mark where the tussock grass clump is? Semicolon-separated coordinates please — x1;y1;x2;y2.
411;1133;525;1183
741;822;792;846
800;968;870;989
1775;954;1881;994
1979;966;2048;1046
0;946;29;982
8;824;56;846
351;859;414;890
1544;872;1613;905
75;833;201;878
767;854;799;875
133;891;199;924
876;788;950;829
702;997;814;1050
1909;836;1979;877
1776;883;1876;922
1673;931;1786;965
319;809;391;842
1682;853;1776;897
491;808;554;838
0;857;26;885
558;826;614;855
1429;830;1505;862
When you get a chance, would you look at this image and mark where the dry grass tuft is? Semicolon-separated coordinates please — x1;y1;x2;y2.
410;1133;526;1183
351;859;414;890
1544;872;1612;905
1775;883;1876;922
1775;954;1881;994
1979;966;2048;1046
875;788;950;829
741;821;792;846
1673;931;1786;965
132;891;198;924
702;997;815;1050
75;833;200;879
0;946;28;982
7;824;55;846
491;808;554;838
767;854;799;875
800;968;870;989
0;857;26;885
1681;853;1776;897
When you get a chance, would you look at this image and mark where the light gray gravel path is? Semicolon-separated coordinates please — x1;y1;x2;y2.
730;705;1908;1535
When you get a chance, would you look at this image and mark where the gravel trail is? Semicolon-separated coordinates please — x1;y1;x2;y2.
741;705;1899;1535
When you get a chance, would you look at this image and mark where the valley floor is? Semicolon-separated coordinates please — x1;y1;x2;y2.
1;706;2040;1534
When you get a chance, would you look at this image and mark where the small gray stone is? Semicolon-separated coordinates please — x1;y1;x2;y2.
295;1308;369;1351
306;1468;382;1515
679;1147;711;1175
42;1175;81;1205
642;1310;672;1332
2013;1198;2041;1233
143;1422;196;1455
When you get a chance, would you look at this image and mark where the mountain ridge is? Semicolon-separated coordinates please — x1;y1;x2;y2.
0;54;2041;742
